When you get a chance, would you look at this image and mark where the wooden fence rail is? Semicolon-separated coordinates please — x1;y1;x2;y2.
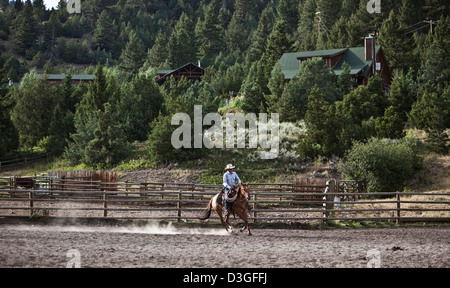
0;178;449;224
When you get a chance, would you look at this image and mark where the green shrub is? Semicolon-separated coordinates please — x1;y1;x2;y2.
338;138;422;193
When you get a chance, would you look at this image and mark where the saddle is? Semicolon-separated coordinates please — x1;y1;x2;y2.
217;186;237;206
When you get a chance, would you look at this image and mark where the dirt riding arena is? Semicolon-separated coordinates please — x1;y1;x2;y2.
0;221;449;268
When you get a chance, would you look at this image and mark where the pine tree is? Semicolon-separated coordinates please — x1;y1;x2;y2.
297;88;332;158
167;13;197;68
343;75;386;123
120;30;146;73
388;69;415;121
64;100;98;164
345;13;364;47
240;61;265;113
375;106;406;139
296;0;316;49
42;12;61;64
183;81;220;114
276;0;299;36
432;16;450;65
12;0;37;54
91;10;118;53
33;0;46;22
84;103;131;168
378;10;414;72
327;16;347;49
83;65;109;112
409;83;450;153
265;62;285;113
14;0;23;12
0;69;19;158
84;0;109;26
424;0;450;20
247;7;274;62
11;77;55;147
196;1;224;67
417;42;450;94
146;29;169;68
336;62;354;100
43;104;70;156
226;10;250;53
285;57;338;118
234;0;252;22
262;19;292;80
118;73;164;141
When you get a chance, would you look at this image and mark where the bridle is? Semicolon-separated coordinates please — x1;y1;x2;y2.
240;183;251;201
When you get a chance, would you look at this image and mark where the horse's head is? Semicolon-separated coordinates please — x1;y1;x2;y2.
239;183;250;200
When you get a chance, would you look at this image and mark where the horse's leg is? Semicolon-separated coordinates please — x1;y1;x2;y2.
238;210;252;236
224;209;233;233
216;204;232;233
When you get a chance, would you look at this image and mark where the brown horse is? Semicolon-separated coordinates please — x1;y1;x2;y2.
198;183;252;235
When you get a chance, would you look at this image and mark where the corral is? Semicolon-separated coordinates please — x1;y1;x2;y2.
1;172;449;268
0;173;449;223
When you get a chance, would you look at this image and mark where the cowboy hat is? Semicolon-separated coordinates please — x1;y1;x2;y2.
224;164;235;170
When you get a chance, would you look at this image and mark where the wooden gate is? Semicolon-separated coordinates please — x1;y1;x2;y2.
294;178;329;205
47;170;118;191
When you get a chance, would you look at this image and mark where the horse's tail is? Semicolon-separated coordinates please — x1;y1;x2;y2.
198;197;213;220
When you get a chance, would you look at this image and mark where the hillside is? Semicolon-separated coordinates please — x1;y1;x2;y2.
1;1;448;81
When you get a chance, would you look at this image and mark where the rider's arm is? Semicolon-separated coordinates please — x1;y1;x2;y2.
235;172;241;185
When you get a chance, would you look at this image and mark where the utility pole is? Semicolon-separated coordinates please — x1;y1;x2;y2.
423;20;438;34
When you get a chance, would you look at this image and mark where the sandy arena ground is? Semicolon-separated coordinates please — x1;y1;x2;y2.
0;222;449;268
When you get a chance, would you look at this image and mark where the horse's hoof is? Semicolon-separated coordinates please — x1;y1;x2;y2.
248;232;252;236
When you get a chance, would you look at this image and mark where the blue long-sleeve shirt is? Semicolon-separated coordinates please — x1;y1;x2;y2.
223;171;241;189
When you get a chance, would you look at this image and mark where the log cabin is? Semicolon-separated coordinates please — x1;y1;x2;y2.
279;36;392;89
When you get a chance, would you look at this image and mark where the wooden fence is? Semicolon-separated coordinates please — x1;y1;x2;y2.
0;176;449;224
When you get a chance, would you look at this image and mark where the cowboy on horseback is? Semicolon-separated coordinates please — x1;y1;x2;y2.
222;164;241;217
198;166;252;235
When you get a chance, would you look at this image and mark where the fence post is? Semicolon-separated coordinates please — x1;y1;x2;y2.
29;191;34;217
103;192;108;218
253;193;257;222
323;180;335;225
323;183;329;225
177;190;182;222
396;192;400;224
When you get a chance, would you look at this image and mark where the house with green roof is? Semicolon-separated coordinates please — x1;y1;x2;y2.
280;36;392;88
